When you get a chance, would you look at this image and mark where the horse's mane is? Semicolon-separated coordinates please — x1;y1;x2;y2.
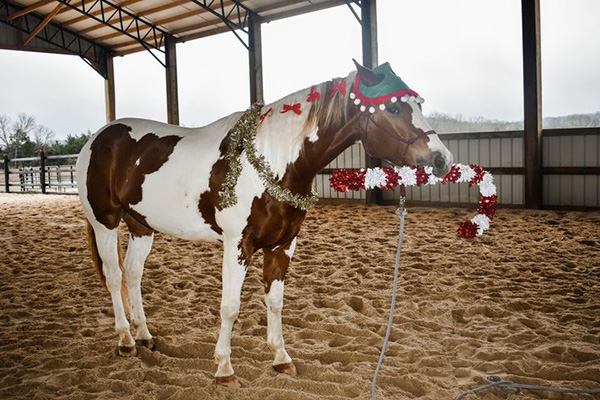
255;71;357;178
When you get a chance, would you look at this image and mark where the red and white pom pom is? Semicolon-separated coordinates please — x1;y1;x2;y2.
330;163;497;238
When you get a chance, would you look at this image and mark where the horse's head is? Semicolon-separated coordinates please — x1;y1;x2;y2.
350;61;453;177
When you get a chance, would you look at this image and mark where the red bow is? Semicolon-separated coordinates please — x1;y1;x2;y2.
259;108;272;122
331;81;347;98
307;85;321;102
281;103;302;115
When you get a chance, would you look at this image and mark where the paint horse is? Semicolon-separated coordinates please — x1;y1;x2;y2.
76;61;453;387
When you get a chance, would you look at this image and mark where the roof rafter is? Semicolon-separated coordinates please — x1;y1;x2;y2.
0;0;110;78
78;0;224;36
60;0;143;27
93;3;218;41
187;0;254;49
23;0;70;45
113;0;349;56
53;0;170;66
106;0;256;52
4;0;54;20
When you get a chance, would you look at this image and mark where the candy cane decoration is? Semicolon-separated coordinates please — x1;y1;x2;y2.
330;164;497;238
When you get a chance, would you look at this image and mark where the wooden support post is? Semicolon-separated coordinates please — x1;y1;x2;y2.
248;13;264;104
3;155;9;193
165;35;180;125
105;54;116;122
521;0;543;209
361;0;382;205
39;149;46;194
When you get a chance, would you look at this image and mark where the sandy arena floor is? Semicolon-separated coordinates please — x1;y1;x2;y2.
0;193;599;400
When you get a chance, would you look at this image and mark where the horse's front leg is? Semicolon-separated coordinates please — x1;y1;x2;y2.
214;238;251;387
263;238;297;375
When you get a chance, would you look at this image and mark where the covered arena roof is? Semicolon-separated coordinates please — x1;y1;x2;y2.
1;0;346;60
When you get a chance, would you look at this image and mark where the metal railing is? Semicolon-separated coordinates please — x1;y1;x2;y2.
2;151;79;194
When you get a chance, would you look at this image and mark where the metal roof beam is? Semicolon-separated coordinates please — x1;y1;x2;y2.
188;0;255;50
0;0;110;78
53;0;170;66
61;0;143;27
94;4;219;41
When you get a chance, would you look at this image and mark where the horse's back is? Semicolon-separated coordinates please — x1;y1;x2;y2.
77;114;242;240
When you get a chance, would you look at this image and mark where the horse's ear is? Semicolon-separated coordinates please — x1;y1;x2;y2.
352;58;383;87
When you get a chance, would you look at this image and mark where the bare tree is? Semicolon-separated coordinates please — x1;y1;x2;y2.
13;113;36;136
32;125;55;150
0;113;54;158
0;115;11;151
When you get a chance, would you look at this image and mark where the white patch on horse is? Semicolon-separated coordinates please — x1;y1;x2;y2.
119;115;242;241
135;158;140;166
408;101;434;133
308;127;319;143
284;238;296;259
94;225;135;349
254;75;354;179
255;98;314;179
214;238;247;377
265;280;292;366
407;102;453;162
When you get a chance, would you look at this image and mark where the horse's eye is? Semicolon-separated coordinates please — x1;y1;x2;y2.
387;106;400;115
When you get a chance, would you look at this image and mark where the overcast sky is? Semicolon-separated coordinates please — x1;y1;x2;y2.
1;0;599;140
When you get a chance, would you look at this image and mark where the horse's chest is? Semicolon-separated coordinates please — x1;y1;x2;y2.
245;196;307;249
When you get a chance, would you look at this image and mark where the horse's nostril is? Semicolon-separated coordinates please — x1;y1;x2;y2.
433;154;446;170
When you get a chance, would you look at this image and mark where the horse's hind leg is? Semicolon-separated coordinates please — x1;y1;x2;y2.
93;223;137;356
124;239;154;349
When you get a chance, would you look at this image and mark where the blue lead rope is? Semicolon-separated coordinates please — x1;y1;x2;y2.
371;196;407;400
456;375;600;399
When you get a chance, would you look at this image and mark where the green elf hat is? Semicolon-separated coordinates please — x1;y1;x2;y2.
350;61;424;114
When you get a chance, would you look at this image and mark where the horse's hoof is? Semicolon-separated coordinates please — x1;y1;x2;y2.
136;338;155;350
273;362;297;376
215;374;241;388
118;345;138;357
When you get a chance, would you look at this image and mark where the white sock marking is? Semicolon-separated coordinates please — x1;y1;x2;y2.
265;280;292;365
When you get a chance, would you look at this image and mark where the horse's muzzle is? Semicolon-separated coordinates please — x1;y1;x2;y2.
431;151;452;177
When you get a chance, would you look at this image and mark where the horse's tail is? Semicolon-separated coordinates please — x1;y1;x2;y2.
86;222;130;314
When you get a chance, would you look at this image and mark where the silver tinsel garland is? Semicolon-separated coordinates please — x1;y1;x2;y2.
218;103;318;211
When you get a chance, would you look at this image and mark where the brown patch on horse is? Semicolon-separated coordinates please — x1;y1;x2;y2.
123;211;154;238
115;132;182;206
198;136;230;235
86;123;181;230
262;242;294;293
242;193;305;252
238;88;365;290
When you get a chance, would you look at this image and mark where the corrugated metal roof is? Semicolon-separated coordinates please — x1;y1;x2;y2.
4;0;346;56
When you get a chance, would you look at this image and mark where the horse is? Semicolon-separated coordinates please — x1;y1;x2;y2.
76;60;453;387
